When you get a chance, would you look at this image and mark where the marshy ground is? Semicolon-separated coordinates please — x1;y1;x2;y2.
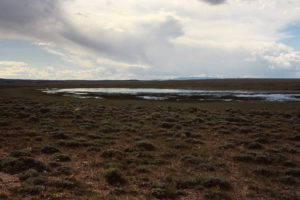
0;79;299;200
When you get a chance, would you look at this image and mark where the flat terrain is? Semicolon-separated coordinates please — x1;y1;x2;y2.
1;78;300;91
0;79;299;200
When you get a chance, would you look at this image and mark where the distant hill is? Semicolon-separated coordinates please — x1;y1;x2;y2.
1;78;300;91
171;77;218;80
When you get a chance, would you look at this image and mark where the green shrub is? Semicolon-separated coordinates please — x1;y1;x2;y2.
18;169;39;181
204;189;232;200
10;149;31;157
105;162;124;170
280;176;296;185
160;122;174;129
202;176;232;190
52;132;68;139
165;175;201;189
18;157;46;172
0;157;23;174
41;145;60;154
285;168;300;177
269;153;287;164
87;134;102;139
197;163;215;171
255;155;271;164
110;187;127;195
104;168;126;185
48;161;61;168
135;166;150;174
222;142;236;149
25;176;47;185
172;142;188;150
52;153;71;162
283;160;296;167
233;154;255;163
59;140;81;148
253;168;276;177
56;166;72;175
0;157;46;174
289;134;300;141
151;185;178;199
184;138;204;144
48;177;79;189
133;140;156;151
101;149;124;158
181;155;204;166
161;151;177;158
246;142;263;149
11;184;41;195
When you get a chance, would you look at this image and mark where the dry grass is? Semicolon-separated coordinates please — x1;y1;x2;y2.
0;81;299;199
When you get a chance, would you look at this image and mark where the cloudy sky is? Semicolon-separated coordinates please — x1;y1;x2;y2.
0;0;300;80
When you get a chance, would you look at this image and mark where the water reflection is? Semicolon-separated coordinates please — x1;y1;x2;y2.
41;88;300;102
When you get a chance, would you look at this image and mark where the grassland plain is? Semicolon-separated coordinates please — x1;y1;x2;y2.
0;79;299;200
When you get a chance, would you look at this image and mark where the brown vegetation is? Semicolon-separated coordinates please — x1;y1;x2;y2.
0;81;299;199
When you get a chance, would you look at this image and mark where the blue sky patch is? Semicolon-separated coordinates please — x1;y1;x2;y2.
281;24;300;51
0;39;65;67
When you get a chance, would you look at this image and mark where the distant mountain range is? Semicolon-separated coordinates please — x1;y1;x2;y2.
171;77;219;80
0;77;219;82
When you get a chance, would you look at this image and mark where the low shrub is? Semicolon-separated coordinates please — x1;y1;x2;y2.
151;184;178;199
48;177;79;189
10;184;41;195
18;169;39;181
202;176;232;190
285;168;300;177
280;176;296;185
184;138;204;144
52;132;69;139
101;149;124;158
204;189;232;200
253;168;276;177
48;161;61;168
246;142;263;149
289;134;300;141
181;155;205;166
25;176;47;185
10;149;31;157
56;166;72;175
135;166;151;174
133;140;156;151
104;168;126;185
0;157;46;174
165;175;201;189
52;153;71;162
233;154;255;162
41;145;60;154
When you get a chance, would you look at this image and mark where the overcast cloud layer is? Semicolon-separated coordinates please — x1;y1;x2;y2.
0;0;300;79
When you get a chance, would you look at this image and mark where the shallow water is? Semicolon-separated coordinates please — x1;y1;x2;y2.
41;88;300;102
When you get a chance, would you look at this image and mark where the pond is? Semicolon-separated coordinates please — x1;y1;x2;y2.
41;88;300;102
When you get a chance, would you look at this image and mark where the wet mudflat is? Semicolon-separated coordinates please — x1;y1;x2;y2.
0;85;299;200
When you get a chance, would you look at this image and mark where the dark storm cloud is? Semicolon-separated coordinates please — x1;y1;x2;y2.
0;0;62;28
61;17;184;63
0;0;184;65
0;0;67;44
199;0;227;5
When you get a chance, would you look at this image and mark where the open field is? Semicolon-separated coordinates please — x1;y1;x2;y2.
1;78;300;91
0;79;299;200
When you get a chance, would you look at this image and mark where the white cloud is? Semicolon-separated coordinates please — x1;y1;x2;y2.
0;0;300;79
0;61;28;67
0;61;53;79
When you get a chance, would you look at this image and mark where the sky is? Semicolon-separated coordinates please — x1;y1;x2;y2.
0;0;300;80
